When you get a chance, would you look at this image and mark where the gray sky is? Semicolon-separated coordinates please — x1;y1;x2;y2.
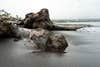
0;0;100;19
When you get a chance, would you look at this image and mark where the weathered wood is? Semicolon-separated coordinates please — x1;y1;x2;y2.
20;8;81;31
0;8;70;52
16;28;68;52
46;25;82;31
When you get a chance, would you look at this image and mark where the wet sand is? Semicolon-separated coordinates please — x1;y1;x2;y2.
0;27;100;67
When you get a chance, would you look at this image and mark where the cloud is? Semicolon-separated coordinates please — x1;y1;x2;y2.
0;0;100;19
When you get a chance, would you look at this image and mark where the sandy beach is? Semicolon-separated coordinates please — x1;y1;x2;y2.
0;23;100;67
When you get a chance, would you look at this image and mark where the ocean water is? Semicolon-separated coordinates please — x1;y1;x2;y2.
55;22;100;26
0;22;100;67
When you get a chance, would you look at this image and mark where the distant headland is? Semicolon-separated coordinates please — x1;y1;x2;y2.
52;19;100;22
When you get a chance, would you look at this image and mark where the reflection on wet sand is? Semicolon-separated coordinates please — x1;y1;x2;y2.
0;27;100;67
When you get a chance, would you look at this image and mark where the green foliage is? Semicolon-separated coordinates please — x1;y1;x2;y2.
0;9;22;22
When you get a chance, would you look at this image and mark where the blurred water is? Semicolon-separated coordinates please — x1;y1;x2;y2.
55;22;100;27
0;22;100;67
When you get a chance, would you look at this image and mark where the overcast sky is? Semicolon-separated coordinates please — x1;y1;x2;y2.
0;0;100;19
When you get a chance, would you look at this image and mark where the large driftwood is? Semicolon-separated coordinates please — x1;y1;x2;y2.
47;25;82;31
20;8;81;31
0;8;70;52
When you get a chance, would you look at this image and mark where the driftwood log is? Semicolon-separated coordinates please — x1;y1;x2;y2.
0;22;68;52
17;28;68;52
0;8;70;52
20;8;81;31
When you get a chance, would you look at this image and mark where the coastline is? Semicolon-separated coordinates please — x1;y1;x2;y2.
0;25;100;67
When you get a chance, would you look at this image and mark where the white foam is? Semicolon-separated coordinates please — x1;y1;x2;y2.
77;27;100;32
